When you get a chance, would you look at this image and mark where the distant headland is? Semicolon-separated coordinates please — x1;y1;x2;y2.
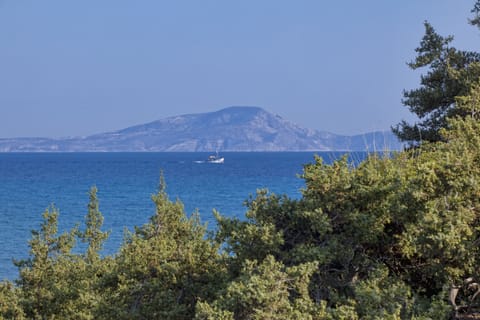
0;107;403;152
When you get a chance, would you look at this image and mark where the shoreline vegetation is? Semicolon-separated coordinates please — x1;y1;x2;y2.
2;2;480;319
2;111;480;318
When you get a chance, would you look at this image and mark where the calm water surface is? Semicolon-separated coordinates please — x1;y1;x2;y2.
0;152;363;280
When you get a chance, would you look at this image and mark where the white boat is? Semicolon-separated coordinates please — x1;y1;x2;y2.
207;152;224;163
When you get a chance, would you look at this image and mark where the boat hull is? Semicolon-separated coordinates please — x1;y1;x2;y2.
207;157;224;164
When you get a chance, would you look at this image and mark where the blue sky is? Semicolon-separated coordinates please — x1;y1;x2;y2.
1;1;479;138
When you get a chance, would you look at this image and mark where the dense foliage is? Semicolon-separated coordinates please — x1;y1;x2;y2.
2;92;480;318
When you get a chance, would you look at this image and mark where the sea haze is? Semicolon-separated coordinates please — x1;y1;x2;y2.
0;107;403;152
0;152;369;280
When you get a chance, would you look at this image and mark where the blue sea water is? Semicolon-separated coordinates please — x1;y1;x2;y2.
0;152;364;280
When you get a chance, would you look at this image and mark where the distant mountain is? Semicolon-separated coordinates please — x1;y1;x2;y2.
0;107;403;152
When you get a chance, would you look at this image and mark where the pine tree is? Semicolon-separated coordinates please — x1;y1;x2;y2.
14;206;78;318
100;176;226;319
393;22;480;144
80;186;109;263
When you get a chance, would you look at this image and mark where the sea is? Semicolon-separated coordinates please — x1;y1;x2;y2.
0;152;366;280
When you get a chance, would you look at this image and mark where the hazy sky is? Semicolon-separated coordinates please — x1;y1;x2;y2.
1;1;479;138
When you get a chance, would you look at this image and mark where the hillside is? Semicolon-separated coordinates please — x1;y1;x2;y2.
0;107;403;152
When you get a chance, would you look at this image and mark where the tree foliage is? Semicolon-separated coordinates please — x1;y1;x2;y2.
393;22;480;144
196;255;324;320
3;113;480;318
98;178;227;319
